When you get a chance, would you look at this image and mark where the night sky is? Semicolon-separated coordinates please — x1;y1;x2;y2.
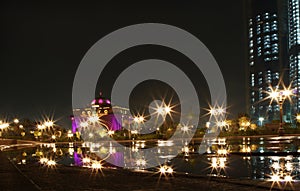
0;1;246;127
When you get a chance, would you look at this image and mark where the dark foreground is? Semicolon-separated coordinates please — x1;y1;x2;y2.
0;152;298;191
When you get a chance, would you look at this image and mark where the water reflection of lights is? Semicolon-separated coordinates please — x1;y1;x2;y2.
136;159;146;167
69;148;74;155
82;157;91;164
47;159;56;167
217;148;228;155
207;156;227;177
158;140;174;147
182;146;189;153
91;161;102;170
241;146;251;153
131;145;139;152
158;165;174;176
135;141;146;149
40;157;49;164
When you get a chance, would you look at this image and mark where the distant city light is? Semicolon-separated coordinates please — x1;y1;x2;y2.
13;118;19;124
44;121;54;127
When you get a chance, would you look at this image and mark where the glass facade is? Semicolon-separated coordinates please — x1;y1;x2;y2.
289;0;300;113
248;9;281;123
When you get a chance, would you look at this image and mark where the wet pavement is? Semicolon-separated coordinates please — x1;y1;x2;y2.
0;152;40;191
1;151;298;191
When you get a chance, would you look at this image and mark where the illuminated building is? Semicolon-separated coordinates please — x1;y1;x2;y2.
288;0;300;114
71;94;131;133
246;0;291;123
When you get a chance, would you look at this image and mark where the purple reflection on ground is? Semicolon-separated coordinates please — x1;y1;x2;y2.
74;152;83;167
109;152;124;167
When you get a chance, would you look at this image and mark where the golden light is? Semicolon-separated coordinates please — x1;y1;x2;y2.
0;123;9;130
209;106;226;116
269;90;279;99
108;130;114;136
156;107;164;115
51;135;56;140
154;102;174;117
267;85;294;104
82;157;91;163
68;148;74;155
37;124;45;130
139;116;144;122
182;146;189;153
219;160;225;168
284;175;293;182
211;157;218;168
272;162;280;170
136;159;146;166
181;125;189;132
167;167;173;174
67;130;73;138
91;161;102;170
13;118;19;124
285;162;293;171
296;114;300;121
209;108;217;115
134;116;139;122
88;116;99;123
217;108;225;114
159;166;166;174
46;159;56;167
39;157;49;164
270;174;280;182
164;106;171;114
158;165;173;175
134;116;144;123
282;89;292;97
217;148;228;155
44;121;54;127
80;121;88;128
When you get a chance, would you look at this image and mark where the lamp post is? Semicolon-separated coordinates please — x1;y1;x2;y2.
134;115;144;135
258;117;264;127
268;88;293;136
296;114;300;124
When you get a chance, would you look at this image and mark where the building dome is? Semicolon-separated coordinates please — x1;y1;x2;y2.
91;93;112;115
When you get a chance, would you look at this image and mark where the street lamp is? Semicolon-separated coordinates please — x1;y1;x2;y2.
296;114;300;123
258;117;264;127
268;87;293;135
134;115;144;134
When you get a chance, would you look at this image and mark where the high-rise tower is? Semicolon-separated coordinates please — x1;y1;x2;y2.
246;0;289;124
288;0;300;114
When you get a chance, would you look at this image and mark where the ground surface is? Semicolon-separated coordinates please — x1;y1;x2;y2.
0;152;299;191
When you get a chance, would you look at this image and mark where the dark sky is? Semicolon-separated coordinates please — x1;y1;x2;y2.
0;1;246;127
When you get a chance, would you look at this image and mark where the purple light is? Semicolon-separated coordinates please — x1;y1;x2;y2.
106;100;111;104
91;99;96;104
98;99;103;104
74;152;83;167
293;89;298;94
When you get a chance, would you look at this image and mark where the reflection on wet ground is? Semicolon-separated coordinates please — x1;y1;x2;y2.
3;136;300;183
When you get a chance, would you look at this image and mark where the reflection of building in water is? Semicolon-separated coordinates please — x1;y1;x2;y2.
71;94;132;133
249;155;300;181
